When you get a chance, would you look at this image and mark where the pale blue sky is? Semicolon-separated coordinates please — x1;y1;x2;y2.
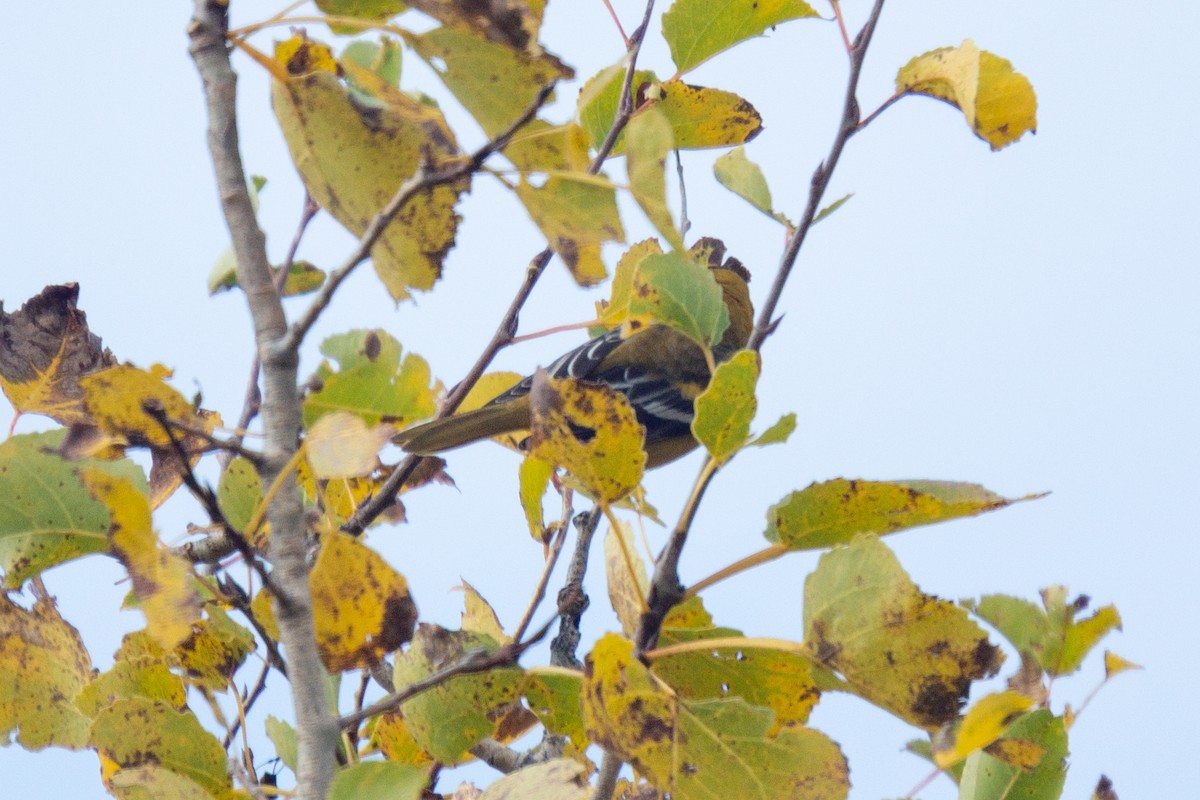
3;2;1197;798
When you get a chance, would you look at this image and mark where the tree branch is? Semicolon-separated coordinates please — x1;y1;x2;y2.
748;0;887;352
188;5;337;799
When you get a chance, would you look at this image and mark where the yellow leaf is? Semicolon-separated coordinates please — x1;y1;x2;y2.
82;469;200;651
896;39;1037;150
528;371;645;503
934;690;1033;768
459;580;509;644
604;522;649;638
271;37;466;301
0;594;92;749
656;80;762;150
309;531;417;672
80;364;204;449
1103;650;1143;679
518;455;555;542
515;174;624;287
591;239;664;335
367;710;435;766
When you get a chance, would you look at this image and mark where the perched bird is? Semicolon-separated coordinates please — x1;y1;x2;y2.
395;243;753;468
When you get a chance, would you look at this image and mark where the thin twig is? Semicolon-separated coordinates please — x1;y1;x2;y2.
675;149;691;239
285;81;558;353
512;500;571;642
592;0;657;167
748;0;888;352
594;752;623;800
157;413;263;463
600;0;630;48
224;659;272;749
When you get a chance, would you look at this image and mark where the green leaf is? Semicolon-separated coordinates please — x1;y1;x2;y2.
521;667;588;750
765;478;1037;551
585;634;848;799
329;761;431;800
392;625;524;764
410;26;571;137
750;412;796;448
518;455;554;542
303;329;439;428
713;146;792;226
692;350;759;463
812;193;853;225
90;699;232;796
265;715;298;773
803;536;1003;729
625;107;682;250
217;457;262;535
655;597;820;731
631;252;730;352
0;430;147;587
896;39;1037;151
959;710;1067;800
662;0;819;75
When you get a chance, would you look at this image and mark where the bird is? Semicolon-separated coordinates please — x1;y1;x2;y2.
394;241;753;469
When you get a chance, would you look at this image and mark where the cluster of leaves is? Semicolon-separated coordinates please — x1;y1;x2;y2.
0;1;1130;800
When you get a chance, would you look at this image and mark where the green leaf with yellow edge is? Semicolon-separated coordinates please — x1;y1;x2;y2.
515;174;624;287
306;411;396;479
749;412;796;448
528;372;645;503
328;761;431;800
75;656;187;718
934;690;1034;769
459;580;509;644
504;120;591;173
343;38;402;95
604;522;649;638
692;349;758;463
366;710;433;766
577;65;651;155
521;667;588;750
217;457;262;536
80;364;203;449
316;0;405;22
0;283;117;426
713;146;793;227
82;469;200;651
271;36;466;301
309;531;417;672
766;478;1033;551
0;430;145;587
959;710;1067;800
90;698;231;797
803;536;1003;729
392;624;525;764
625;107;683;250
584;633;848;800
108;765;224;800
265;715;299;772
0;594;92;749
518;455;554;543
409;26;571;138
591;238;664;336
968;587;1121;677
174;606;255;690
654;596;820;732
304;330;439;428
656;79;763;150
662;0;819;75
896;39;1037;151
631;252;730;352
479;758;592;800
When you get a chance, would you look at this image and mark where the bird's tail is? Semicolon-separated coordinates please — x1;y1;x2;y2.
393;397;531;456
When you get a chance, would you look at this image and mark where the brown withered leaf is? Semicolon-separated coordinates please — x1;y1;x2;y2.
0;284;116;426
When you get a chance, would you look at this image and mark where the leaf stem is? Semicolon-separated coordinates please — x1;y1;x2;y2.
685;544;790;597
